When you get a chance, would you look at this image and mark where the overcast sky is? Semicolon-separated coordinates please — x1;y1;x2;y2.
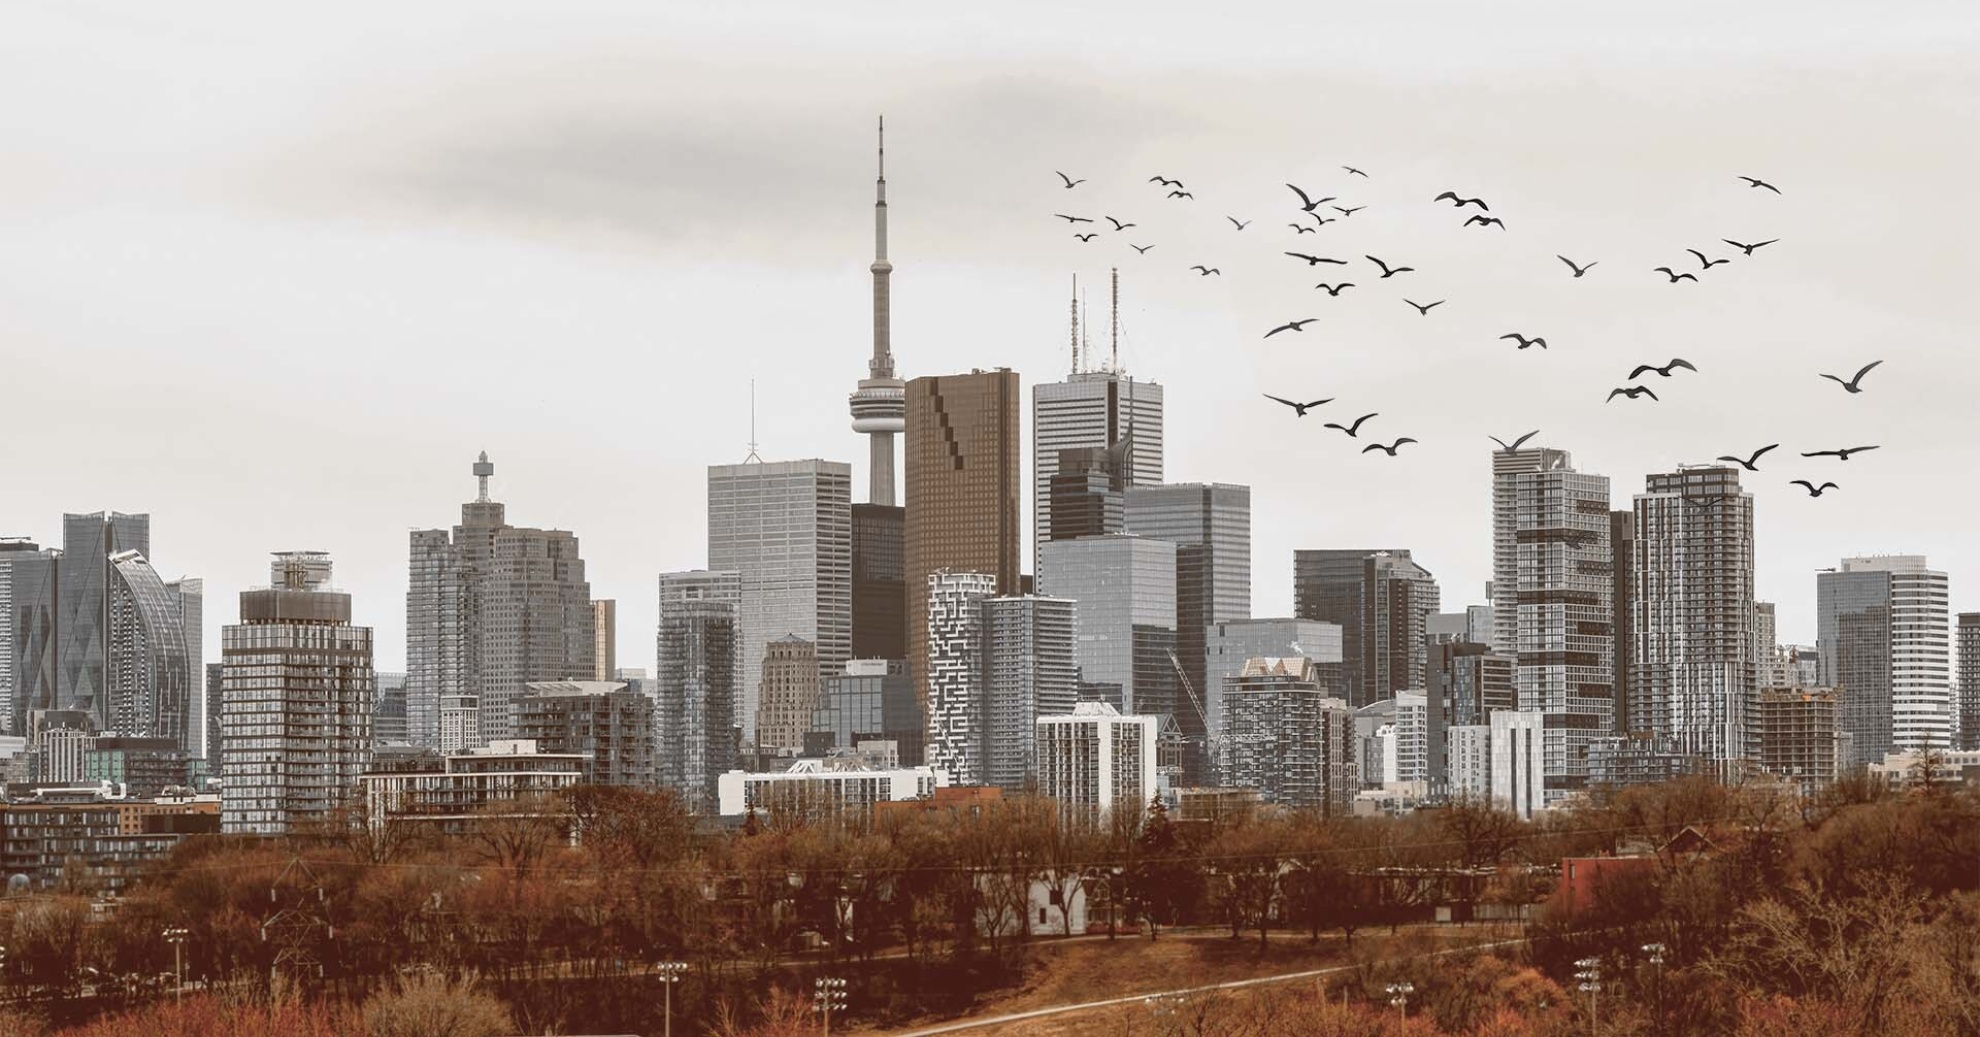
5;1;1977;671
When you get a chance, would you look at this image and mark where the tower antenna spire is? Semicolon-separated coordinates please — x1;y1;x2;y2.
1110;266;1120;373
745;380;762;463
849;115;906;504
1069;274;1080;375
473;451;493;502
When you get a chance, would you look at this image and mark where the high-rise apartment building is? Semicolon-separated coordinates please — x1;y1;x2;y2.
1038;535;1178;716
1036;702;1158;819
656;570;742;812
924;571;997;785
707;458;852;744
904;370;1021;721
1430;641;1517;728
1293;549;1439;707
1629;467;1756;766
1489;446;1615;803
1754;688;1841;796
374;672;409;745
591;600;617;680
850;504;906;661
756;636;822;753
55;512;149;718
1610;510;1635;736
1959;614;1980;751
0;539;60;736
406;455;596;748
203;662;222;777
981;595;1079;791
808;659;921;763
1490;710;1546;819
515;680;656;787
1818;555;1951;764
1204;619;1345;744
102;551;193;746
1222;657;1356;814
221;552;373;835
1033;368;1163;571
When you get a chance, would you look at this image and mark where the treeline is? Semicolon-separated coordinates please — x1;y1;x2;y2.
0;774;1973;1035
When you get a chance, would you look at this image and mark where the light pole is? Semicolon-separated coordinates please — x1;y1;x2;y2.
162;927;189;1004
1575;957;1602;1035
813;976;847;1036
656;961;687;1037
1641;942;1666;1030
1386;982;1414;1024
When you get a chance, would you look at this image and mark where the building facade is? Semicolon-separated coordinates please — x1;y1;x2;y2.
808;659;921;763
756;636;823;753
1960;613;1980;751
1204;619;1345;744
1755;688;1841;796
850;504;906;661
924;571;997;784
1036;701;1158;818
514;680;656;787
1818;555;1952;764
717;757;945;819
373;672;409;745
591;600;617;680
982;595;1079;791
1033;369;1164;572
1221;657;1356;814
1038;535;1178;717
656;570;741;812
1293;549;1439;707
359;739;584;832
1489;710;1546;820
0;540;60;737
55;512;150;724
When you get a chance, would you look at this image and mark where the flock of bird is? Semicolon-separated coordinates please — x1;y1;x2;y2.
1046;165;1883;499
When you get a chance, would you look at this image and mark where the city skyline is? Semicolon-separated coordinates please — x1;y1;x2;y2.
5;3;1975;678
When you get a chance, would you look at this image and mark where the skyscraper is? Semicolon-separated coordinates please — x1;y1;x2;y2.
1293;550;1439;707
1630;466;1756;766
1818;555;1951;764
982;595;1079;791
924;570;997;784
1033;365;1164;572
221;552;373;835
1222;657;1356;814
850;503;906;661
406;454;596;748
56;511;149;717
1610;510;1635;736
1489;445;1614;802
707;459;852;744
1959;613;1980;751
756;636;823;753
591;600;617;680
656;570;741;812
515;680;656;787
0;539;60;736
848;117;907;508
1036;702;1158;819
1047;445;1128;542
904;369;1021;720
1038;535;1178;716
102;551;193;746
1204;619;1345;745
373;672;409;744
164;577;202;756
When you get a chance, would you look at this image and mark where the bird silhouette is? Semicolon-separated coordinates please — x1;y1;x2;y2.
1500;333;1547;350
1490;430;1541;454
1130;244;1154;254
1362;438;1418;456
1263;393;1331;416
1653;267;1699;283
1334;205;1365;216
1314;282;1355;296
1791;480;1838;497
1286;184;1335;211
1324;412;1380;436
1801;445;1880;461
1055;214;1094;223
1149;176;1182;188
1684;495;1730;509
1434;191;1489;210
1073;233;1097;242
1739;176;1782;194
1686;248;1730;270
1366;255;1414;278
1557;256;1597;277
1715;444;1780;471
1287;252;1347;266
1106;217;1136;231
1306;213;1337;226
1228;217;1251;230
1264;319;1320;339
1343;166;1369;177
1820;360;1883;393
1629;358;1698;379
1464;215;1506;230
1607;386;1660;402
1056;171;1086;188
1404;299;1445;316
1723;238;1779;256
1168;190;1194;199
1289;223;1317;234
1191;265;1222;276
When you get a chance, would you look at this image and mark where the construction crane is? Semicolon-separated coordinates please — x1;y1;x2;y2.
1166;650;1230;769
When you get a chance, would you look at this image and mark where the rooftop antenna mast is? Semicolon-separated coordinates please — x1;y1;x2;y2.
745;379;762;463
1069;274;1080;375
1110;266;1121;373
1079;289;1091;374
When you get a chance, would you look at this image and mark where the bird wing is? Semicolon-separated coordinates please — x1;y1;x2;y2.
1677;273;1697;281
1511;430;1538;450
1740;177;1760;186
1433;191;1457;203
1753;239;1778;248
1819;374;1846;385
1264;325;1291;339
1287;252;1314;262
1722;239;1750;251
1499;333;1524;343
1286;184;1315;208
1852;360;1884;383
1303;397;1332;407
1819;482;1837;491
1669;359;1698;373
1465;216;1484;226
1557;256;1578;272
1425;301;1444;310
1687;248;1708;265
1642;387;1660;400
1490;436;1510;451
1360;444;1384;454
1323;423;1346;432
1394;438;1418;447
1800;450;1839;458
1847;445;1881;455
1263;394;1299;407
1792;480;1814;490
1654;267;1674;275
1606;388;1626;401
1191;266;1207;273
1753;444;1780;460
1628;365;1657;380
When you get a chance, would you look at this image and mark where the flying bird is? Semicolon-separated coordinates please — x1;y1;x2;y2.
1490;430;1541;454
1684;495;1730;509
1168;190;1194;199
1228;216;1251;230
1464;215;1506;230
1434;191;1489;210
1055;214;1094;224
1557;256;1597;277
1130;244;1154;254
1263;393;1331;416
1191;265;1222;276
1791;480;1838;497
1739;176;1782;194
1286;184;1335;211
1686;248;1730;270
1820;360;1883;393
1314;282;1355;296
1362;438;1419;456
1056;171;1086;189
1324;413;1380;436
1106;217;1136;231
1149;176;1182;188
1653;267;1699;283
1500;333;1547;350
1334;206;1365;216
1723;238;1779;256
1366;255;1414;278
1264;319;1320;339
1343;166;1369;177
1629;358;1698;379
1289;223;1317;234
1715;444;1780;471
1073;233;1097;242
1800;445;1880;461
1287;252;1347;266
1607;386;1660;402
1404;299;1445;316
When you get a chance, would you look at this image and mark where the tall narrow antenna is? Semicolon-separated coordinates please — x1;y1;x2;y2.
745;380;762;463
1079;289;1091;374
1109;266;1120;373
1069;274;1080;375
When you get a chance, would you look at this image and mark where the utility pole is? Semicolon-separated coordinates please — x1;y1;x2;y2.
656;960;687;1037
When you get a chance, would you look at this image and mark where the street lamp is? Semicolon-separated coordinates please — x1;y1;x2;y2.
813;976;847;1036
656;961;687;1037
1386;982;1415;1023
162;927;189;1004
1575;957;1602;1035
1641;943;1667;1029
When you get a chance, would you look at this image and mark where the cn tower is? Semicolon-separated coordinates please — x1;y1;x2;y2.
848;116;906;505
